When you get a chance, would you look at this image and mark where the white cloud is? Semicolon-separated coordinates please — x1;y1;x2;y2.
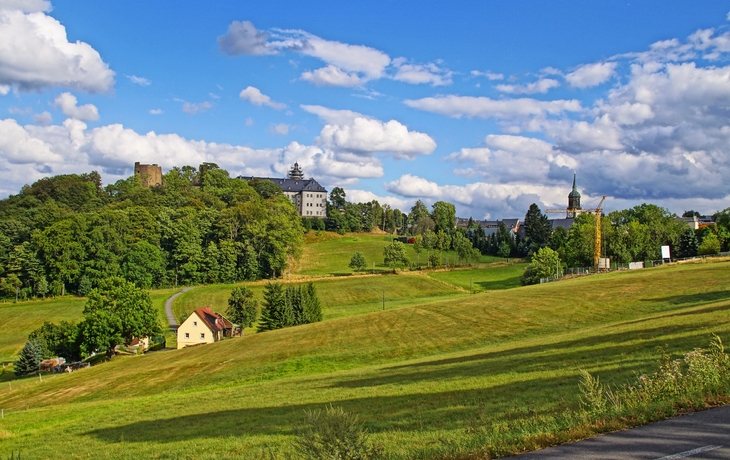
245;117;254;126
404;95;582;119
565;62;617;88
239;86;286;109
182;101;212;115
301;104;370;125
496;78;560;94
384;174;442;198
0;0;50;13
126;75;151;86
301;65;364;87
316;117;436;159
269;123;290;135
345;189;411;210
0;84;9;95
217;20;274;56
149;109;163;115
33;110;51;125
471;70;504;80
52;92;99;121
392;58;452;86
0;8;115;93
8;106;31;114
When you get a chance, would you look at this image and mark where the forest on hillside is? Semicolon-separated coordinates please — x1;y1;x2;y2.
0;164;304;300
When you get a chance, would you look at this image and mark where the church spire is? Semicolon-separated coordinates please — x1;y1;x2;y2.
567;172;581;218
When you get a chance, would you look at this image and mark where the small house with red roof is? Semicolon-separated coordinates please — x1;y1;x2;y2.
177;307;235;349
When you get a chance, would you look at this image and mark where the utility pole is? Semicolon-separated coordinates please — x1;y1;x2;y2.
382;290;385;311
470;277;473;295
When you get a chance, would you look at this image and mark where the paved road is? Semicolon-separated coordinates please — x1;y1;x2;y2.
164;287;195;332
517;405;730;459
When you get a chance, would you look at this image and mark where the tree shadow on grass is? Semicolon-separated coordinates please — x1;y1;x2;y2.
84;375;582;444
641;291;730;306
475;276;521;291
329;326;715;389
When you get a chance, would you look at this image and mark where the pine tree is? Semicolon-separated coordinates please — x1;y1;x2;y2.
227;287;258;329
15;340;43;376
258;282;290;332
302;283;323;324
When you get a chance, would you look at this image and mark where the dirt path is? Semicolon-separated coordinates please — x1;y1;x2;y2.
164;287;195;331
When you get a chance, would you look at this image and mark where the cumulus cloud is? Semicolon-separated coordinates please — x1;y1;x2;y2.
384;174;442;198
126;75;151;86
565;62;617;88
0;0;50;13
0;118;60;163
182;101;212;115
218;20;274;56
149;109;163;115
33;110;51;125
496;78;560;94
52;92;99;121
239;86;286;109
404;95;582;120
0;8;115;93
346;189;412;210
302;104;435;159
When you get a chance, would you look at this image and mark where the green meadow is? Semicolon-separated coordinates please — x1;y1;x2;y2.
295;232;506;276
1;260;729;459
428;262;528;293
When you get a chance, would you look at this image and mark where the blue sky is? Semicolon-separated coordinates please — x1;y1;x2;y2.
1;0;730;219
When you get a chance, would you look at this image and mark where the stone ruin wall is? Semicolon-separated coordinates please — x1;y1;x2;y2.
134;162;163;187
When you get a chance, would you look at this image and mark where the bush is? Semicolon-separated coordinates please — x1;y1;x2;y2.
578;335;730;419
293;405;383;460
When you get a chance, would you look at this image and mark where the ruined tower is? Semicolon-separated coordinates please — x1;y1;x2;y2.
134;162;163;187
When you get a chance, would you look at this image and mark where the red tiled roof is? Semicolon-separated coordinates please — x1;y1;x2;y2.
193;307;233;333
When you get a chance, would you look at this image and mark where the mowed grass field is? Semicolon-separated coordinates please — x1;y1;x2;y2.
173;274;465;324
1;261;729;459
0;289;179;367
429;262;528;293
295;232;506;275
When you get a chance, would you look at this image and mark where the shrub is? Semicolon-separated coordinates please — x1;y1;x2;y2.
293;405;382;460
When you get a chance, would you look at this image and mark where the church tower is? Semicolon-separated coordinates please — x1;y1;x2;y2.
287;162;304;180
567;173;581;218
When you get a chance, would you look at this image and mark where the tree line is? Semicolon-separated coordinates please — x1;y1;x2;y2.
0;164;304;300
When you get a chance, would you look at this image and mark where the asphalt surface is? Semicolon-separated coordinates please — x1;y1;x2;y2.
516;405;730;459
163;286;195;332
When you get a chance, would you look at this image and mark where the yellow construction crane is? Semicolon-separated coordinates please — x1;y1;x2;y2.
546;195;607;271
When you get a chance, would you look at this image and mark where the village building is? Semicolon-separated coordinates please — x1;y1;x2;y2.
239;162;328;218
177;307;236;349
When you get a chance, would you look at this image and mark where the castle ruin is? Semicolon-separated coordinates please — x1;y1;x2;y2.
134;162;163;187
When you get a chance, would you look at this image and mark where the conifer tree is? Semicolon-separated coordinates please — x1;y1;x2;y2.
15;340;43;376
227;287;258;329
677;228;699;258
302;283;323;324
258;282;290;331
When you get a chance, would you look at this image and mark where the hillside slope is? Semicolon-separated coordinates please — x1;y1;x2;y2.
0;261;729;459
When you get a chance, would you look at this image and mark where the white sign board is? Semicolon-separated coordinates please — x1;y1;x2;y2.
661;245;671;259
629;262;644;270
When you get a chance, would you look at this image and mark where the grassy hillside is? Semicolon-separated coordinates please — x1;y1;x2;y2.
0;297;85;364
295;232;506;275
1;261;729;459
428;262;528;292
173;274;464;324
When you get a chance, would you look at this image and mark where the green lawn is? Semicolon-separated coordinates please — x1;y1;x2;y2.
172;274;465;326
295;232;507;275
428;262;529;293
1;261;729;459
0;297;85;364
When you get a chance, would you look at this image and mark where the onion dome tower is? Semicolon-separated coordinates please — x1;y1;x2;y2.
567;173;581;218
287;162;304;180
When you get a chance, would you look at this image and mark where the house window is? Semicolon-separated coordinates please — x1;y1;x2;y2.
193;321;197;327
200;333;205;339
185;333;189;339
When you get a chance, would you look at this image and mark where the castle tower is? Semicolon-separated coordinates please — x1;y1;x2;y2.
134;162;163;187
567;173;581;218
287;162;304;180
